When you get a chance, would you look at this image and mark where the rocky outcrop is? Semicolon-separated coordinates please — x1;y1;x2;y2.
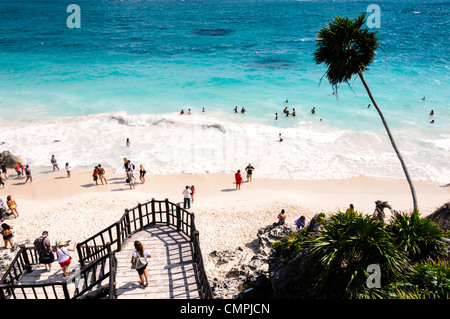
209;223;295;299
426;202;450;231
0;151;23;168
209;214;326;299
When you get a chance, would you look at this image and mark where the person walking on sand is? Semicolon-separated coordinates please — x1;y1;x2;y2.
279;133;283;142
126;160;136;173
98;164;108;185
190;185;195;204
55;240;76;277
127;169;136;189
245;163;255;182
34;231;54;271
139;164;146;184
15;163;22;180
93;166;99;185
1;223;13;249
183;186;191;209
235;170;242;190
6;195;18;218
51;155;60;171
131;240;151;287
65;163;71;178
126;138;131;147
24;165;32;183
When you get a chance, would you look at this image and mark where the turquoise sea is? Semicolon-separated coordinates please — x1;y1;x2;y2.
0;0;449;183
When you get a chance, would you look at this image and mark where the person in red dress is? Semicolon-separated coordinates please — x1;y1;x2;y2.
235;170;242;190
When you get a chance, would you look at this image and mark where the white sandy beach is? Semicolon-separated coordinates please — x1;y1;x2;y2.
0;168;448;278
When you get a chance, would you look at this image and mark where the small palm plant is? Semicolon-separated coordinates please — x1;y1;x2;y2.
313;13;417;212
305;212;406;298
388;211;447;264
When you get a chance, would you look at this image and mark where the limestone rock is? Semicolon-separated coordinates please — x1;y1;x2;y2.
0;151;23;168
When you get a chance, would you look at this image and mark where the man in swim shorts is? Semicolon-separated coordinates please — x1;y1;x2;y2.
245;163;255;182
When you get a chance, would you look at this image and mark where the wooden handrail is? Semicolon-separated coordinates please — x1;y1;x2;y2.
0;198;213;299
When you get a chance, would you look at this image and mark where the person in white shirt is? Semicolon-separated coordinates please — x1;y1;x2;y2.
131;240;151;287
183;186;191;209
65;163;71;178
55;240;76;277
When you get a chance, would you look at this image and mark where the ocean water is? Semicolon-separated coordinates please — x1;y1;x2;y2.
0;0;449;183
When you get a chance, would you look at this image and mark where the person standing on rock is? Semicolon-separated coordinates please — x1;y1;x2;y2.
277;209;287;226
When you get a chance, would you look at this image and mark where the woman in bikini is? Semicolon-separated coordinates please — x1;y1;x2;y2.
1;223;13;249
139;165;146;184
6;195;18;218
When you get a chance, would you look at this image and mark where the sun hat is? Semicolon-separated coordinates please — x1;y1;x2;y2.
57;240;67;246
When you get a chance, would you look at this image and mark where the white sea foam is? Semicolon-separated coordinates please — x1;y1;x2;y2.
0;111;448;184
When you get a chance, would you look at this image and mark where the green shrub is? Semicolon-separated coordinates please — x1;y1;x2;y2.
389;211;447;264
387;261;450;299
305;212;406;298
272;229;311;261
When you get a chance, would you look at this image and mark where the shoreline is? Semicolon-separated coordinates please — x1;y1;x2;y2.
0;169;448;278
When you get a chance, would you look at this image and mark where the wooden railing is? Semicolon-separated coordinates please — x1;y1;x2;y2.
0;245;117;300
0;198;213;299
76;198;213;299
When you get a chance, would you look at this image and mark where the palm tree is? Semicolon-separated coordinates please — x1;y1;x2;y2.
313;13;417;212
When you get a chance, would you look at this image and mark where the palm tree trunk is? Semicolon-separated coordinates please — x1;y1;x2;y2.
358;71;418;213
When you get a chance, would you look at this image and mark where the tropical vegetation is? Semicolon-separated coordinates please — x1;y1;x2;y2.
271;210;450;299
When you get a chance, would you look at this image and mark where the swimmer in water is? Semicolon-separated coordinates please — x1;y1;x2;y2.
311;107;315;114
429;110;434;116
